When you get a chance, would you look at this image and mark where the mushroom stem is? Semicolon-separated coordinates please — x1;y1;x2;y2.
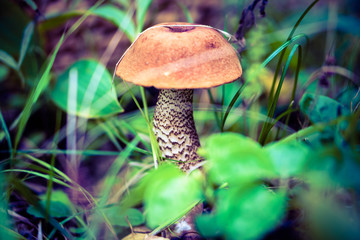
153;89;202;171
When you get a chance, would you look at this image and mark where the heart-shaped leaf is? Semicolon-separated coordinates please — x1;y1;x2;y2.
142;164;202;229
200;133;275;186
51;59;123;118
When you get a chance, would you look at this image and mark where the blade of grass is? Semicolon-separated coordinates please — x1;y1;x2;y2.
276;45;303;139
136;0;152;33
119;120;151;151
220;85;226;124
123;82;161;168
3;169;72;189
220;81;246;131
23;154;72;182
259;44;301;144
0;49;25;85
207;89;222;130
9;149;123;156
257;105;298;143
0;50;18;70
18;21;34;68
14;33;64;152
260;34;307;68
45;109;62;221
0;110;13;160
0;225;27;240
104;120;151;155
267;0;318;103
140;87;161;168
176;1;194;23
98;120;123;151
140;87;150;122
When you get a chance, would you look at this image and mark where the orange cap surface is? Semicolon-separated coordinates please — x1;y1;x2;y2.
115;22;242;89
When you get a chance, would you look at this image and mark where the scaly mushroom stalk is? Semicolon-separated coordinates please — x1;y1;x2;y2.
153;89;201;171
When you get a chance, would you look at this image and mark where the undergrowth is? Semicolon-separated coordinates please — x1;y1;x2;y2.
0;0;359;239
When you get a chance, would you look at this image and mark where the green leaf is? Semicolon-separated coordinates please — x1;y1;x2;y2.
300;93;350;123
27;190;74;218
18;21;34;68
92;4;136;41
200;133;275;186
265;141;311;178
217;186;287;240
104;207;145;227
51;59;123;118
0;50;18;70
136;0;152;33
196;213;222;238
143;164;202;228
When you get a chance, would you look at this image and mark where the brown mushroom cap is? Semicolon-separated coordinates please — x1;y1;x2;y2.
115;22;242;89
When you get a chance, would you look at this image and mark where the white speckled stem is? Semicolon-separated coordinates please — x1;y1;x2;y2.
153;89;202;172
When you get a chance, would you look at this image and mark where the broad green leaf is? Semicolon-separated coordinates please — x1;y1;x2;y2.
0;50;17;70
92;4;136;41
300;93;350;123
143;164;202;228
200;133;275;186
51;59;123;118
119;164;181;212
103;207;145;227
217;186;287;240
27;190;74;218
136;0;152;33
265;141;311;178
18;21;34;68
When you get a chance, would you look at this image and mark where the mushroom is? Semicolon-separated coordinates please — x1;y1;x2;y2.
115;22;242;171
